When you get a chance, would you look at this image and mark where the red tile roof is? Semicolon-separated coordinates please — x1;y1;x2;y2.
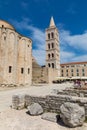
61;61;87;66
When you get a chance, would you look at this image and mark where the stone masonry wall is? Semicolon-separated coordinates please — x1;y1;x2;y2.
56;89;87;97
12;94;87;117
32;58;58;84
25;95;87;116
0;20;32;86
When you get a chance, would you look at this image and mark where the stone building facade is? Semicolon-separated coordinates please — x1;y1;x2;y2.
61;61;87;77
0;20;32;86
32;17;60;84
46;17;60;76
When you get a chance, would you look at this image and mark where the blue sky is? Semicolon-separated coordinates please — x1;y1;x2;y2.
1;0;87;65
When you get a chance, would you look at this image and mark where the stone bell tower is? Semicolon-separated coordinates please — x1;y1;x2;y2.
46;16;60;76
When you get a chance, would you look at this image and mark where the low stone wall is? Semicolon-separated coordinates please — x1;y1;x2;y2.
55;89;87;97
25;95;87;116
12;93;87;117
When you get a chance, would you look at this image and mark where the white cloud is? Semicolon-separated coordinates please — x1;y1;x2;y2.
72;55;87;62
10;18;87;65
10;18;45;50
29;26;45;50
60;29;87;51
10;18;45;65
60;50;75;63
60;50;87;63
33;50;46;65
10;18;30;30
59;29;87;63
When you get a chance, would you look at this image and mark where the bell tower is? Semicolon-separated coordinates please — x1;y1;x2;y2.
46;16;60;75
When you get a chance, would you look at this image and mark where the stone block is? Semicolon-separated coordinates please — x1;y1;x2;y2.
41;112;59;122
12;94;25;110
60;102;85;128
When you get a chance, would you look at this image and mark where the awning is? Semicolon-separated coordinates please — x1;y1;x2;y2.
55;77;70;80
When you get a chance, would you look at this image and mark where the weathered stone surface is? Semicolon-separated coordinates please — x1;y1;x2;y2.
12;93;87;118
12;94;25;110
41;112;59;122
0;20;32;86
60;102;85;128
28;103;43;115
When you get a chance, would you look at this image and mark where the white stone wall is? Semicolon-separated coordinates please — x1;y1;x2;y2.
0;21;32;86
17;37;32;85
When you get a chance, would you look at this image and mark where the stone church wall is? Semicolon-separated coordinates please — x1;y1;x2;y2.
32;58;58;84
0;20;32;86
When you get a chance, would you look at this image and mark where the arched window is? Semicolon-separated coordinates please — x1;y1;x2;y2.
48;63;50;67
48;54;50;59
48;44;50;49
48;33;50;39
52;53;54;58
52;43;54;48
51;32;54;38
52;63;54;68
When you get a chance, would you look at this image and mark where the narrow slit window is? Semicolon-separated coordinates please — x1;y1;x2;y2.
28;68;30;74
51;32;54;38
52;43;54;48
52;53;54;58
4;36;6;40
21;68;24;74
9;66;12;73
48;63;50;67
52;63;54;68
48;33;50;39
48;54;50;59
48;44;50;49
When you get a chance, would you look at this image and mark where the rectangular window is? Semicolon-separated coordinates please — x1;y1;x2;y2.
71;65;74;67
61;70;63;73
62;74;64;77
28;68;30;74
71;69;73;72
82;73;85;76
82;69;84;72
77;73;79;76
9;66;12;73
66;73;68;76
61;66;64;68
66;69;68;72
21;68;24;74
77;69;79;72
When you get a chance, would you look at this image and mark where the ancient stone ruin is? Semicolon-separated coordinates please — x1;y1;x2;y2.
12;87;87;128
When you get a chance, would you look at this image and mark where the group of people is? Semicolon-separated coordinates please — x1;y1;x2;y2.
74;80;87;88
74;80;81;88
